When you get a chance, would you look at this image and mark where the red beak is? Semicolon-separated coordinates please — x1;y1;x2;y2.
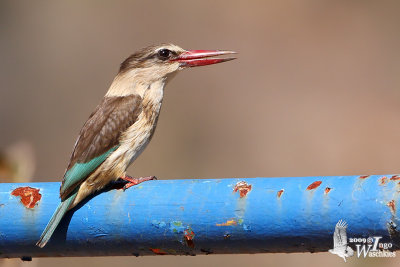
174;50;237;67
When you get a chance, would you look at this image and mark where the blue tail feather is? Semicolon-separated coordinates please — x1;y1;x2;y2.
36;191;77;248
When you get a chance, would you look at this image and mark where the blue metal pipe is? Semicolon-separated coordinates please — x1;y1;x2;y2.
0;175;399;258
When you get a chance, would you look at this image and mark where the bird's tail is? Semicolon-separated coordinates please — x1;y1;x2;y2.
36;191;77;248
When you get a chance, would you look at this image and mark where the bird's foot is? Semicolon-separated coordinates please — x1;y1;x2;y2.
120;175;157;191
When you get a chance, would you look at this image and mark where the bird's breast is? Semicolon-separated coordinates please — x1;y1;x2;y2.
97;79;165;176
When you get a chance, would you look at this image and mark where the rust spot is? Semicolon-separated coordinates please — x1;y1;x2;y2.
390;175;400;181
277;189;284;198
380;176;388;185
387;200;396;214
11;187;41;209
224;233;231;239
324;187;331;194
149;248;167;255
306;181;322;190
359;175;370;179
387;221;399;239
184;228;195;248
216;219;237;226
233;181;252;198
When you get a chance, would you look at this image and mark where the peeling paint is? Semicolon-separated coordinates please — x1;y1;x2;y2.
11;187;41;209
324;187;331;194
89;226;108;238
166;249;177;255
216;219;237;226
306;181;322;190
390;175;400;181
277;189;284;198
359;175;370;179
379;176;388;185
387;221;399;239
94;233;108;238
149;248;167;255
224;233;231;239
184;228;195;248
387;200;396;214
169;221;184;233
233;181;252;198
242;224;251;231
151;220;166;229
216;217;248;231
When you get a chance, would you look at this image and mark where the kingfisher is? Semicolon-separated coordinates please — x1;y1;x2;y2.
36;44;236;247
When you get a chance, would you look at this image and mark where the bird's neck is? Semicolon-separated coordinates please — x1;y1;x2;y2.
105;71;165;101
105;72;165;118
141;79;164;114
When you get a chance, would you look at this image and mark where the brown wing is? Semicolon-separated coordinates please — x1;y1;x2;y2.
60;95;142;199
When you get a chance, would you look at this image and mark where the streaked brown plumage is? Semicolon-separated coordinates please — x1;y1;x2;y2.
60;95;142;199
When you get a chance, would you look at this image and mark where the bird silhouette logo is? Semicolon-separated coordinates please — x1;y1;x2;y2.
329;220;354;262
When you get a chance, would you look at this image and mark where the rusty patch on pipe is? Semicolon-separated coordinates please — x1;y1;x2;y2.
387;200;396;214
387;221;399;239
11;187;41;209
184;228;195;248
233;181;252;198
324;187;331;194
359;175;370;179
277;189;284;198
306;181;322;190
216;219;237;226
379;176;388;185
149;248;167;255
390;175;400;181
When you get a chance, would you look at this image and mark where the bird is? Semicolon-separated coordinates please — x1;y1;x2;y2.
329;220;354;262
36;44;236;248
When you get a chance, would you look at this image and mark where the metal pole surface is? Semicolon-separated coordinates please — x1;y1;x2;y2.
0;175;399;258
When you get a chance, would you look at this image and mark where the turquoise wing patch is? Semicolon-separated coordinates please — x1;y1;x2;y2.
60;146;118;196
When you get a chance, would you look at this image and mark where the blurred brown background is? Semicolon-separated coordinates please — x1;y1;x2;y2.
1;0;400;266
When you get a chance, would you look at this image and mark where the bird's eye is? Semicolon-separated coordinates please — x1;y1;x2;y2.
157;49;171;60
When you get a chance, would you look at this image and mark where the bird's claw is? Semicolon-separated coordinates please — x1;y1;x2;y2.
121;175;157;191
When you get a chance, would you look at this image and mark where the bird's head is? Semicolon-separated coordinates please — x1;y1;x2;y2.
119;44;236;83
107;44;236;97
